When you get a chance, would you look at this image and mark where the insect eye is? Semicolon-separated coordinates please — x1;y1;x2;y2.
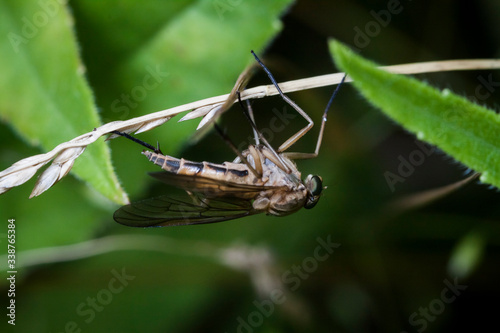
308;175;323;196
304;195;320;209
304;175;323;209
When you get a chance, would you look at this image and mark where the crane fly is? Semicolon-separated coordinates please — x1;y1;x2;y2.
113;51;346;227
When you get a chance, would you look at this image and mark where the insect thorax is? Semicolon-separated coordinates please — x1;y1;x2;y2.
241;145;309;216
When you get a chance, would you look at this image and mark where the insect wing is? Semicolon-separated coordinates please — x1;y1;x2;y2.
113;194;258;227
148;171;285;198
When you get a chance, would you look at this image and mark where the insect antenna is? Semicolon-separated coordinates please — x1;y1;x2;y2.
110;130;163;154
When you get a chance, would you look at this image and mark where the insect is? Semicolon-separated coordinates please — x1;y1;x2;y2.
113;51;346;227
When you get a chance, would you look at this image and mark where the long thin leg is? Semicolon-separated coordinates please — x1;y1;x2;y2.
111;130;163;154
251;51;314;153
236;91;293;173
282;74;347;160
251;51;346;159
245;99;260;145
212;123;261;178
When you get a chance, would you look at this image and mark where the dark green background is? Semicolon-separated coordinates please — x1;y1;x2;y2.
1;0;499;332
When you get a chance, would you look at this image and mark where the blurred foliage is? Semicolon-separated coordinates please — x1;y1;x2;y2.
0;1;124;203
0;0;500;332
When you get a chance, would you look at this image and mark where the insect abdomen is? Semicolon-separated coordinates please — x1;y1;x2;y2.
143;151;250;182
144;152;181;173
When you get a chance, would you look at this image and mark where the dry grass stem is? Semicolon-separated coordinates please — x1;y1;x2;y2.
1;59;498;197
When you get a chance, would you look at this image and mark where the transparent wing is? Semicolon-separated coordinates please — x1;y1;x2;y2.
113;194;260;227
148;171;285;198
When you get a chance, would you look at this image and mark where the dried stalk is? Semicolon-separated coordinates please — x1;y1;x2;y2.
1;59;499;198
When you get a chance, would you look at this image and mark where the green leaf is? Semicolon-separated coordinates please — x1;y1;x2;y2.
117;0;294;141
329;40;500;189
0;1;127;204
0;2;296;244
114;0;293;131
72;0;294;195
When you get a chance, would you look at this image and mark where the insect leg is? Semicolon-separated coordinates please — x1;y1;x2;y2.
245;99;260;145
236;91;293;173
282;74;347;160
110;130;163;154
251;51;314;153
251;51;347;160
212;123;261;178
186;190;202;205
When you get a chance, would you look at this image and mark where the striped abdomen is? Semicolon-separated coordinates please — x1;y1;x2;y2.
142;151;260;186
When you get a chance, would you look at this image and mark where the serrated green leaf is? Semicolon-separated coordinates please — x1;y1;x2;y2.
329;40;500;188
0;1;127;204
